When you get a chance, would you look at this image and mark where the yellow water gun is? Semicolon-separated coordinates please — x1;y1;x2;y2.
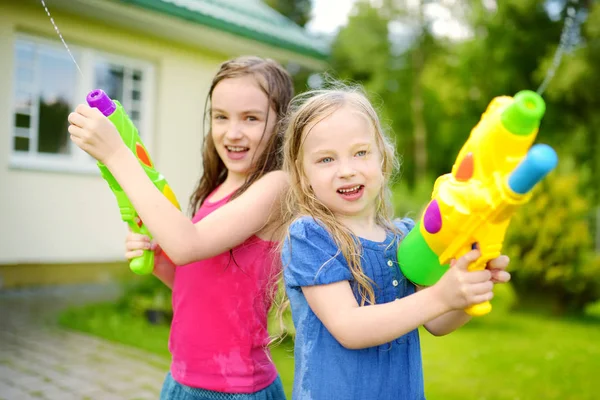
397;90;558;316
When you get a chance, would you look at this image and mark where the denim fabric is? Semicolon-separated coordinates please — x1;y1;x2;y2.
282;217;425;400
160;372;286;400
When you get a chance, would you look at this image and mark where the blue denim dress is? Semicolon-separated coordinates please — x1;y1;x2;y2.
282;217;425;400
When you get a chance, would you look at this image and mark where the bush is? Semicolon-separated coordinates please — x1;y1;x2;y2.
116;274;173;325
504;169;600;315
390;176;435;220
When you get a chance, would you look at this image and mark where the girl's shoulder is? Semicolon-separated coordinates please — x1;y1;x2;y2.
289;216;331;238
282;217;352;286
393;217;416;237
289;217;415;245
243;170;288;202
257;170;288;187
287;216;338;251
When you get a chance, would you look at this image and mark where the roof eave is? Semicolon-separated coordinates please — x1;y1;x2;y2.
119;0;329;62
31;0;329;70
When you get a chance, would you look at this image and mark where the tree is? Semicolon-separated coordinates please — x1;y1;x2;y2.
328;0;600;313
330;1;391;92
504;167;600;314
264;0;312;27
541;0;600;204
330;0;442;185
382;0;435;183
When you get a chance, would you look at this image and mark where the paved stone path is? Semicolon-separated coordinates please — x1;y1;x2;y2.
0;285;169;400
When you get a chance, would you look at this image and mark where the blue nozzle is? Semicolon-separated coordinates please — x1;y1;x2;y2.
507;144;558;194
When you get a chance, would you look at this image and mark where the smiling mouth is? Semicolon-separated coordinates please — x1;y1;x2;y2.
226;146;249;152
337;184;364;194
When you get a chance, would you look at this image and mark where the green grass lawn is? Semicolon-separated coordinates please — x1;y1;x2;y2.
59;289;600;400
420;310;600;399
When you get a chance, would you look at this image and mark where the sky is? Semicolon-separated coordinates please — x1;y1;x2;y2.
306;0;357;35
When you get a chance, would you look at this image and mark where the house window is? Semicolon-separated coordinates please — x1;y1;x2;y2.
11;34;154;174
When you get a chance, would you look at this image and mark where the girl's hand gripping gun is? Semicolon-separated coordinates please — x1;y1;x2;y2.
397;90;558;316
87;89;181;275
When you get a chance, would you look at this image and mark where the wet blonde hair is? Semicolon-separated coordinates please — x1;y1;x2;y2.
280;83;400;307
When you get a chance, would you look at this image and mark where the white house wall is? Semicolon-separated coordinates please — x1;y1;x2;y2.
0;1;228;264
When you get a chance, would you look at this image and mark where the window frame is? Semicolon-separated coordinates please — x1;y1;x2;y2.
10;33;156;175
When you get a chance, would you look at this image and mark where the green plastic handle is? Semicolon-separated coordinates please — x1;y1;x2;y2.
89;90;180;275
96;100;162;275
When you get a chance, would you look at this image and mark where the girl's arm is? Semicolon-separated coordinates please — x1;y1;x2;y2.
68;106;286;265
420;303;472;336
417;283;471;336
418;254;511;336
152;246;176;289
301;249;495;350
302;281;450;349
104;145;287;265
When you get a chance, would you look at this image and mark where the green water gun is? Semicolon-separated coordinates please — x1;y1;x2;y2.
87;89;180;275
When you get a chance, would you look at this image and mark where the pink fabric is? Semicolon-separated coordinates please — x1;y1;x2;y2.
169;189;280;393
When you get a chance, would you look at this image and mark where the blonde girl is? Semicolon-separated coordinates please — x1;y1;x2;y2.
279;85;511;400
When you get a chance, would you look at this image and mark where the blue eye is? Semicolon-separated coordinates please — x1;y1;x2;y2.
319;157;333;164
356;150;367;157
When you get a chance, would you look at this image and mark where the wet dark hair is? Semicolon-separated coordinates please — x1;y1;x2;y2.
188;56;294;215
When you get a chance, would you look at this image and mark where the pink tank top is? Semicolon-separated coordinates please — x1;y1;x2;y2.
169;189;280;393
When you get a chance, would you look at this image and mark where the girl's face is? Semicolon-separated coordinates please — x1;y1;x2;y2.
301;106;384;221
211;76;276;181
